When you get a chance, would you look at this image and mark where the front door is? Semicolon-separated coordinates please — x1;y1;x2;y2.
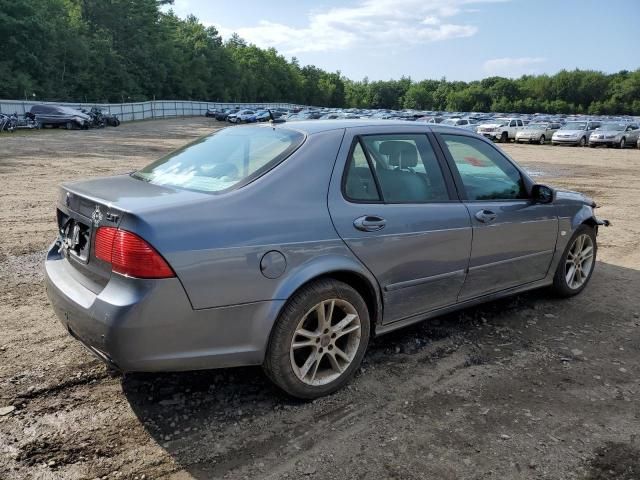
436;133;558;300
327;127;472;324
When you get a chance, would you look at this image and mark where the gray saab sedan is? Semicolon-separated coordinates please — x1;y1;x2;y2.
45;120;608;399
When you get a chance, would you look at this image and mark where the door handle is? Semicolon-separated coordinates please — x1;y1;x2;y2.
353;215;386;232
474;209;497;223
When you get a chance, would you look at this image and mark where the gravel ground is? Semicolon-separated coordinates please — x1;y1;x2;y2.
0;119;639;480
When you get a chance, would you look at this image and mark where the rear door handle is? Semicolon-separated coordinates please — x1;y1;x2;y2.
354;215;386;232
474;209;497;223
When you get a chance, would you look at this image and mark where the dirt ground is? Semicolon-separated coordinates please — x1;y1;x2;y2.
1;118;639;480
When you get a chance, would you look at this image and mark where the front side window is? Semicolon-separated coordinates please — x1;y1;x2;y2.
343;134;449;203
441;134;527;201
133;127;304;193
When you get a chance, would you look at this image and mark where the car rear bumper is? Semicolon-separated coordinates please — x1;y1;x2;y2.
44;245;283;372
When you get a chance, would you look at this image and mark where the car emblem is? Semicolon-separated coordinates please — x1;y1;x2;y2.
91;205;104;227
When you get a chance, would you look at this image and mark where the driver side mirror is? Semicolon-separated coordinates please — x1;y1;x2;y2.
532;184;554;204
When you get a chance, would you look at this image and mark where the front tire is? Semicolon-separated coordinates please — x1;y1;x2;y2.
619;137;626;149
579;136;587;147
263;279;370;399
539;135;546;145
551;225;597;297
500;132;509;143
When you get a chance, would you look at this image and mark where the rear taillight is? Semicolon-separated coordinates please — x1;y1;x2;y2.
94;227;174;279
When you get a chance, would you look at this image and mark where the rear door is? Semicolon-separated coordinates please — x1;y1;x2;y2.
328;126;472;324
435;133;558;300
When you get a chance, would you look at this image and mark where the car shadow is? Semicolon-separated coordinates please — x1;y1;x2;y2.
121;260;639;479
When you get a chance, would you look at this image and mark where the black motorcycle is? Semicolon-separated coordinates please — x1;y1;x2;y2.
0;113;17;132
92;107;120;127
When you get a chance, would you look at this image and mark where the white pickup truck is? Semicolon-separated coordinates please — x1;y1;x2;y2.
476;117;525;143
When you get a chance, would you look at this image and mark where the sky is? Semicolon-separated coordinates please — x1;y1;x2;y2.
167;0;638;82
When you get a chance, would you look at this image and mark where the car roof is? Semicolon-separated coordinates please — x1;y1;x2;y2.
265;119;472;135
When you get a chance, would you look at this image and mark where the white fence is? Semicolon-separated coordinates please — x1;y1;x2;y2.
0;100;308;122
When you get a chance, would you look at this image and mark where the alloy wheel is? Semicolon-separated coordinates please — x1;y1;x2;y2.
290;299;362;386
565;234;594;290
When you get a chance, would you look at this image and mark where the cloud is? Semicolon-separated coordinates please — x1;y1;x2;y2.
483;57;547;77
216;0;507;54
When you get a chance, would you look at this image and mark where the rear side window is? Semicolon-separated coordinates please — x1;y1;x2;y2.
343;134;449;203
344;142;381;201
133;127;304;193
441;134;526;201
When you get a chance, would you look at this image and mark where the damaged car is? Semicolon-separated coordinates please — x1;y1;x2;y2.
30;104;91;130
45;121;608;399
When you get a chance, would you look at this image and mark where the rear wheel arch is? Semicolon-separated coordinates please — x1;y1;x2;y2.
272;268;382;337
318;270;381;330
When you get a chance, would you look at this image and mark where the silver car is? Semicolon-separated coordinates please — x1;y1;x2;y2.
515;122;562;145
589;123;640;149
552;120;601;146
45;121;608;399
440;118;478;132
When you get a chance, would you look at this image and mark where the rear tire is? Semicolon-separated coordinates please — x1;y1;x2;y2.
263;279;370;399
65;121;73;130
551;225;597;297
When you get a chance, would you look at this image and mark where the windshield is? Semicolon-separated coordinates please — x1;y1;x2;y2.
442;119;458;126
526;123;547;129
133;126;305;193
494;118;510;126
599;123;625;131
560;122;586;130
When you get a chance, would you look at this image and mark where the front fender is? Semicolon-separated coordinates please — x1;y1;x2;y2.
571;204;598;231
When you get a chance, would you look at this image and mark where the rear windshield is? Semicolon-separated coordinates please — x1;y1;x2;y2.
133;126;304;193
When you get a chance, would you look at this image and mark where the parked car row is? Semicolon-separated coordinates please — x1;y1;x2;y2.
0;105;121;133
205;105;640;149
206;107;286;123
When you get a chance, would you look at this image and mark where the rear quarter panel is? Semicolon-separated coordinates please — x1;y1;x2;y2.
120;128;356;310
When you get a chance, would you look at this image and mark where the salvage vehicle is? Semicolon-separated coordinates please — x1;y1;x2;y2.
214;108;239;121
476;117;524;142
228;109;256;123
205;107;220;118
515;122;562;145
45;120;608;399
588;123;640;149
552;120;601;146
30;104;91;129
440;118;478;131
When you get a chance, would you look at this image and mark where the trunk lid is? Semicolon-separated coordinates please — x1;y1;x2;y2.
55;174;209;292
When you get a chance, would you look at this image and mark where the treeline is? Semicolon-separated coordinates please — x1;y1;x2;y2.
1;0;639;114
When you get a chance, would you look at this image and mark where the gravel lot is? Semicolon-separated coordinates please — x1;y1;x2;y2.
1;118;639;480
